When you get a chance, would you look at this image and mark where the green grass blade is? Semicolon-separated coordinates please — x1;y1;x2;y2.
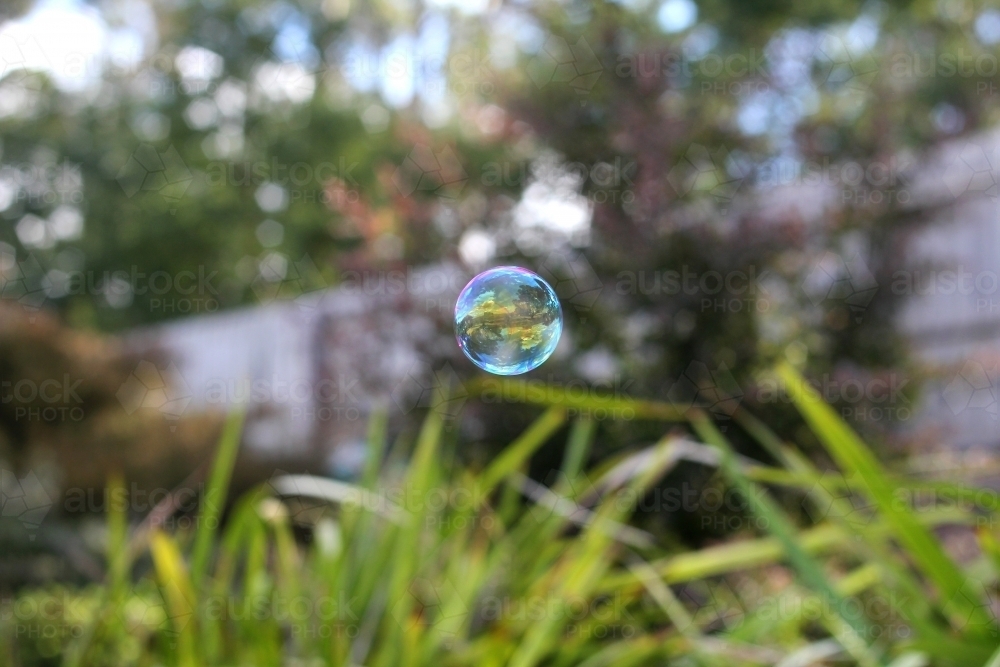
689;410;882;667
600;522;847;592
375;384;448;667
363;402;389;489
190;407;246;588
734;408;942;639
561;416;595;481
150;531;199;667
467;378;685;420
106;472;129;598
777;362;991;633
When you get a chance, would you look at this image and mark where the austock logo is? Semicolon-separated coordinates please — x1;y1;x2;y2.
678;579;746;632
757;371;912;423
118;580;194;647
3;375;86;423
392;144;468;199
2;591;89;640
0;31;45;83
116;360;193;429
537;250;603;319
803;251;878;323
943;360;998;420
526;35;603;97
391;362;468;422
115;144;194;213
666;361;744;427
944;578;999;638
942;140;1000;200
0;469;53;540
814;27;880;93
389;577;468;640
666;144;749;214
0;247;50;318
801;470;876;529
248;252;327;311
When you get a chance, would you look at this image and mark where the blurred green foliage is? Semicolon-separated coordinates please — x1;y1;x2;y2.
5;0;997;365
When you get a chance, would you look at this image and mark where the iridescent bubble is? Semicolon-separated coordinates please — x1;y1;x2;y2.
455;266;563;375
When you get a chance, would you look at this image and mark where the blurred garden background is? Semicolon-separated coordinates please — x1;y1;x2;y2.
1;0;1000;664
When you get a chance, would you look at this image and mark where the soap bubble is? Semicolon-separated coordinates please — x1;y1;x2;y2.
455;266;562;375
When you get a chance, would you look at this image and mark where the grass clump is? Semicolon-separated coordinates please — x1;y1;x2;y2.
3;366;999;666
